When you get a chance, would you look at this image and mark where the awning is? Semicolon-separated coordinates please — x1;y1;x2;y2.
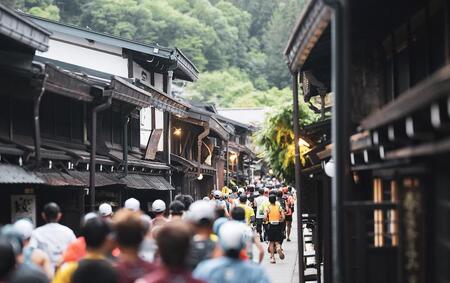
173;48;199;82
0;164;44;184
69;171;124;187
170;154;216;175
123;78;189;117
120;174;175;190
284;0;331;72
36;170;86;187
44;64;99;102
0;3;50;52
109;150;170;170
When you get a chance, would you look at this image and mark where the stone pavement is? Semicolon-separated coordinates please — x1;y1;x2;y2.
261;216;300;283
261;214;319;283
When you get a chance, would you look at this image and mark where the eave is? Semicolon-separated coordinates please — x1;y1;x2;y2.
0;3;50;52
284;0;331;72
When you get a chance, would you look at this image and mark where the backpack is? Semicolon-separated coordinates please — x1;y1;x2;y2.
279;197;287;213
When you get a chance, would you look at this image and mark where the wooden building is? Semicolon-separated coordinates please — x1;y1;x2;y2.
170;105;230;199
286;0;450;282
215;115;256;186
0;5;201;233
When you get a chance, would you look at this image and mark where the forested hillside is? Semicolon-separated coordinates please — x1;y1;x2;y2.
6;0;305;108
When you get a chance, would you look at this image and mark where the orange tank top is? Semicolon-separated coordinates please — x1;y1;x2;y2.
268;204;281;222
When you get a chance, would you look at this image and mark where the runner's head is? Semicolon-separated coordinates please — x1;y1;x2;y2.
124;198;140;212
258;187;265;195
156;221;192;269
82;216;112;250
99;203;113;218
152;199;166;216
277;189;283;198
230;206;245;222
213;190;222;200
43;202;61;223
239;194;247;204
112;209;145;251
169;200;185;217
185;200;216;230
182;195;194;210
269;194;277;204
218;221;246;259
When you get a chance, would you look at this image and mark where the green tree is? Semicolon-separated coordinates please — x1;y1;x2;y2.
257;102;318;183
187;69;292;108
261;0;306;89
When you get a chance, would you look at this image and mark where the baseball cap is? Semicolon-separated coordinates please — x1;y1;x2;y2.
13;219;34;240
237;188;245;194
99;203;113;217
185;200;215;223
152;199;166;213
124;198;140;211
83;212;98;223
218;221;245;251
213;190;222;198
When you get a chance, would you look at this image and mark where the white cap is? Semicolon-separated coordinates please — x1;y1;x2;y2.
213;190;222;198
124;198;140;211
83;212;98;224
186;200;215;223
238;188;245;194
202;197;210;201
219;221;245;251
152;199;166;213
99;203;113;217
13;219;34;240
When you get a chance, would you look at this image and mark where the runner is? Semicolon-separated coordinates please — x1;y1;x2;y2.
254;187;268;242
29;202;76;274
236;194;255;226
264;194;285;264
193;221;270;283
283;187;295;241
151;200;168;228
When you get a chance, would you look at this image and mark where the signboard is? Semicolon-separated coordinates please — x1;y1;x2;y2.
145;128;163;160
11;194;36;225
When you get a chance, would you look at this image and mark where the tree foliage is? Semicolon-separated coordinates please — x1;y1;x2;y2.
257;103;319;183
12;0;307;107
187;69;292;108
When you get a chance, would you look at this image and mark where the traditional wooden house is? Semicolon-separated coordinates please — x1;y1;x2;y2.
169;104;231;199
25;14;200;212
286;0;450;282
0;5;199;232
216;115;257;186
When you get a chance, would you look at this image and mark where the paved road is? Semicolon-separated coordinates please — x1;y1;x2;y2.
262;217;300;283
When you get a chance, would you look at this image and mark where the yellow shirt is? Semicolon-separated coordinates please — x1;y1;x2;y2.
52;253;105;283
238;203;255;225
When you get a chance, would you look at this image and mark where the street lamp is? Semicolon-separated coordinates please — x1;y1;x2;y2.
173;128;182;136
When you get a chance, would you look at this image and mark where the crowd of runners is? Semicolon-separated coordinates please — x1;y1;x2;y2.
0;178;295;283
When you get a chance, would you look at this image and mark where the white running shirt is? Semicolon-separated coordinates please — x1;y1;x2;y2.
29;222;76;273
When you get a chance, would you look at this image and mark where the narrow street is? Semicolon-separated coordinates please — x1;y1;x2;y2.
262;216;300;283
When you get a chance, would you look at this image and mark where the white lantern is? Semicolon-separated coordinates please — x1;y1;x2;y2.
324;159;335;177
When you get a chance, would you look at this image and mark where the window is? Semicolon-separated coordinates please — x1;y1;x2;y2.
373;178;399;248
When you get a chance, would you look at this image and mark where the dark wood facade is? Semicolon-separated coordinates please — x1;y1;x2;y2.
286;0;450;282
